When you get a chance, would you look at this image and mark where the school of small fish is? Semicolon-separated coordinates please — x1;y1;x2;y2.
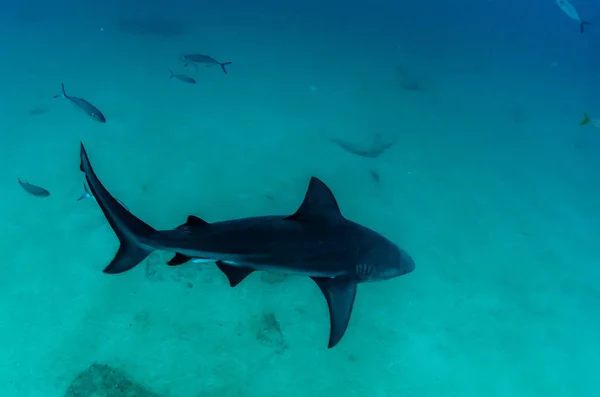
18;53;232;199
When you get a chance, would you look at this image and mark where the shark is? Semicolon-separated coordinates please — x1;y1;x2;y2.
78;142;415;348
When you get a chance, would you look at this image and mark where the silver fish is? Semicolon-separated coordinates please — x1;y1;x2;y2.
555;0;592;33
78;182;128;210
169;69;196;84
18;178;50;197
54;83;106;123
180;54;232;74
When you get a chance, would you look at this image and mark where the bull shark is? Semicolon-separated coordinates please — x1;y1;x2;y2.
78;142;415;348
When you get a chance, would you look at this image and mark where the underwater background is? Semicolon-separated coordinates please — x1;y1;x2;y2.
1;0;599;395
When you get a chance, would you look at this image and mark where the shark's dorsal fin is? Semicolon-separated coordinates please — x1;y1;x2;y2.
187;215;209;226
175;215;209;231
286;177;343;222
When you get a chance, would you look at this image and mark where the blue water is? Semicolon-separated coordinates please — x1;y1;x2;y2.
1;0;599;395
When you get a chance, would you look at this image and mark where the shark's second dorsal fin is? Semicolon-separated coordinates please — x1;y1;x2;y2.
175;215;210;232
286;177;343;222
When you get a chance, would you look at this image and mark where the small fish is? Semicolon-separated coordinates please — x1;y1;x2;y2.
18;178;50;197
78;182;128;210
369;169;380;184
54;83;106;123
555;0;591;33
580;113;600;128
180;54;232;74
169;69;196;84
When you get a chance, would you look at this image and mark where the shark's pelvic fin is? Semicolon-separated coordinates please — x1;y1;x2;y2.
216;261;255;287
311;277;357;348
168;253;194;266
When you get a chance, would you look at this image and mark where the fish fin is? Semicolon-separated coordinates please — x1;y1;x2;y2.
581;20;592;34
53;83;67;99
175;215;210;232
215;261;254;287
169;69;174;78
77;182;91;201
168;253;194;266
285;177;343;222
79;142;156;274
311;277;357;348
580;113;590;126
220;62;232;74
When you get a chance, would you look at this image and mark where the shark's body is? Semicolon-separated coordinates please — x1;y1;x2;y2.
79;143;415;348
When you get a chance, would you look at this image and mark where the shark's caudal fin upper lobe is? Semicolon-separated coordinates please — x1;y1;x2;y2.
79;142;156;274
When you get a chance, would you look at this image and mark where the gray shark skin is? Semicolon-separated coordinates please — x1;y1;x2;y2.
78;142;415;348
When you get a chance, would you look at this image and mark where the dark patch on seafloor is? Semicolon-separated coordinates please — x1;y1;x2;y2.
260;272;289;285
64;363;161;397
253;312;288;354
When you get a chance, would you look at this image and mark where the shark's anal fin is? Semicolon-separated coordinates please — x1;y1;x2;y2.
168;253;194;266
216;261;254;287
311;277;357;348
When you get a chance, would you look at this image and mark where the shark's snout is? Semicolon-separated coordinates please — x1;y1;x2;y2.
399;248;416;275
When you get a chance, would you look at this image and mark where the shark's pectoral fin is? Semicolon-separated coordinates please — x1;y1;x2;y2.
311;277;357;348
216;261;254;287
168;253;194;266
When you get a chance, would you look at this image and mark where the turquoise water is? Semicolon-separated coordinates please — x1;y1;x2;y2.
1;0;599;395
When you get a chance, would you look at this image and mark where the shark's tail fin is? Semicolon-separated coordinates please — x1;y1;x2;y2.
79;142;156;274
581;20;592;33
219;62;232;74
580;113;590;126
169;69;174;79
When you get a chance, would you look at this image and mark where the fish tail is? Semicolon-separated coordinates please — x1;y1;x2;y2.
79;142;157;274
53;82;67;99
220;62;232;74
580;113;590;126
169;69;174;78
580;20;592;34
